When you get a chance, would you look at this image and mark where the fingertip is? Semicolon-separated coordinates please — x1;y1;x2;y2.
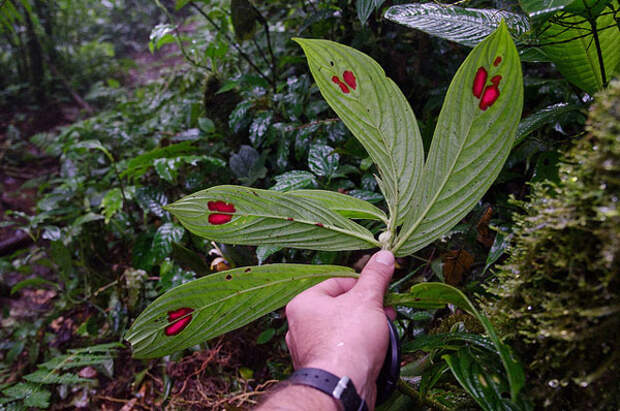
375;250;395;267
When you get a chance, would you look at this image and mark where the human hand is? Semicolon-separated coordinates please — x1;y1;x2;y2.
284;250;396;408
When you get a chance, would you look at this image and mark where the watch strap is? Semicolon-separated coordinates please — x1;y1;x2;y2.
289;368;369;411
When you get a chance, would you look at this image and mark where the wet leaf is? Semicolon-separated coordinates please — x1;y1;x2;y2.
384;3;530;47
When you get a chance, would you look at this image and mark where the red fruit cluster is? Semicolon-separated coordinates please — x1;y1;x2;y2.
165;307;194;336
331;70;357;94
207;201;236;225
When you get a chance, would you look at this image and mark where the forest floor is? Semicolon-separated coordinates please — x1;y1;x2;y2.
0;43;286;410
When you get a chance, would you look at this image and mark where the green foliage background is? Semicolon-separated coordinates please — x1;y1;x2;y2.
0;0;618;409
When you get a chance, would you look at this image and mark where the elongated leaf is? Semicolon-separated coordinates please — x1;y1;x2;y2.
403;332;496;354
394;22;523;256
444;350;514;411
357;0;385;25
515;103;581;146
537;10;620;95
271;170;318;191
166;185;379;251
127;264;356;358
293;38;423;225
520;0;612;20
287;189;387;221
23;370;91;385
386;282;525;401
384;4;530;47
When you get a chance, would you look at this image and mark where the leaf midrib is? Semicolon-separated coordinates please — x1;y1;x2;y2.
133;271;358;340
180;211;380;247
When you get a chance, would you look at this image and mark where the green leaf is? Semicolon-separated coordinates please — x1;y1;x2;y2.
443;350;514;411
287;189;387;221
71;139;114;162
537;10;620;95
308;144;339;178
23;370;91;385
256;327;276;344
154;155;226;184
166;186;380;251
2;383;50;408
386;282;525;401
10;277;58;295
515;103;582;146
149;23;176;53
229;145;267;186
483;227;511;274
271;170;318;191
151;223;185;263
356;0;385;25
256;245;282;265
121;141;195;180
198;117;215;133
519;0;611;20
294;37;424;225
403;332;496;354
394;22;523;256
101;188;123;224
126;264;356;358
384;4;531;47
135;187;169;218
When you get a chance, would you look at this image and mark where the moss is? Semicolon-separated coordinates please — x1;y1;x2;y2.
484;79;620;409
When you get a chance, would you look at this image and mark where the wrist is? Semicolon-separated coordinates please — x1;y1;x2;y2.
303;357;374;402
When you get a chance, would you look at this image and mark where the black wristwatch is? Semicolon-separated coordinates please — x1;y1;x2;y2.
288;317;400;410
289;368;369;411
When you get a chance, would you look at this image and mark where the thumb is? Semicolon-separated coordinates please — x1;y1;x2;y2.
351;250;395;303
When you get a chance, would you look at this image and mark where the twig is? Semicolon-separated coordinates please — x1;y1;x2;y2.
585;4;608;87
524;23;616;47
153;0;210;71
252;4;278;89
190;2;275;89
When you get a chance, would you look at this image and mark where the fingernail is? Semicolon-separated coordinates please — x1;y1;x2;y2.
375;250;394;266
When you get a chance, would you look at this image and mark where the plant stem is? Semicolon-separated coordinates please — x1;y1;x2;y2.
154;0;210;71
252;4;278;90
586;11;607;88
190;2;275;90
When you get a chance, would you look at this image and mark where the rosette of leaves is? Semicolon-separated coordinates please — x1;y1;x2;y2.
483;79;620;409
128;23;527;408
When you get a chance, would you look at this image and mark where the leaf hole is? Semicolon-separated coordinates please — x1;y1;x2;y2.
225;274;233;280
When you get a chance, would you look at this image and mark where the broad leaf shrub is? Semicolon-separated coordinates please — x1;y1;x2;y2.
483;79;620;410
128;23;527;408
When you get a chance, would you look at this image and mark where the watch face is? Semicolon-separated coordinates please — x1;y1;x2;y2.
376;317;401;405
